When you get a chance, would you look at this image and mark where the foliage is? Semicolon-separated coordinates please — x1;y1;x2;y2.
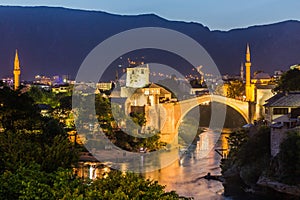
275;68;300;92
87;171;186;199
93;94;165;152
0;164;85;200
225;80;245;99
221;127;271;185
0;88;78;173
0;87;42;132
112;130;165;152
237;126;270;166
0;88;186;199
0;127;78;174
59;95;72;110
0;164;185;200
226;129;249;159
27;86;60;108
276;130;300;184
130;111;146;127
220;129;248;173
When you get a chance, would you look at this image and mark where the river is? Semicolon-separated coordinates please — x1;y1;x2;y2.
144;129;231;199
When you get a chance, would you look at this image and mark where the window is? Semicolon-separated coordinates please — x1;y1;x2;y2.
273;108;288;115
141;69;144;74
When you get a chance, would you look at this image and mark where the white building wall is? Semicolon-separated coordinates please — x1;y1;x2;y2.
126;65;150;88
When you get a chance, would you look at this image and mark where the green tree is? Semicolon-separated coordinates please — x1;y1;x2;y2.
275;68;300;92
221;127;271;186
0;164;187;199
276;130;300;184
86;171;187;200
226;80;245;99
93;94;165;152
0;88;187;199
28;86;60;108
130;111;146;127
0;88;78;174
0;87;42;132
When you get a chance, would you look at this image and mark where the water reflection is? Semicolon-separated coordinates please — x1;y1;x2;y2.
144;129;230;199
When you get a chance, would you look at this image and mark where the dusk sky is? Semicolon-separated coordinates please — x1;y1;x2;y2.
0;0;300;30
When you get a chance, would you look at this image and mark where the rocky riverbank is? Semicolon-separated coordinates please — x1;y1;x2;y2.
222;166;300;199
221;127;300;199
257;176;300;197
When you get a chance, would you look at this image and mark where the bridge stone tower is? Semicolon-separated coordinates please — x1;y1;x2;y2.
13;49;21;90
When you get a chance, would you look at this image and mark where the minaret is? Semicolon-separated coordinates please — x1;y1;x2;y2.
13;49;21;90
115;69;120;89
245;44;252;101
240;62;244;81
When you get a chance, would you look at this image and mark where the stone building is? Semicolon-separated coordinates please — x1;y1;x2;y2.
264;92;300;156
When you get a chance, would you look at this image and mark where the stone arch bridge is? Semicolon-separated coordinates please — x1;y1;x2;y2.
144;95;256;144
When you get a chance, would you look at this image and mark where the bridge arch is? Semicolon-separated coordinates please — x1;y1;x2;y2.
174;95;250;132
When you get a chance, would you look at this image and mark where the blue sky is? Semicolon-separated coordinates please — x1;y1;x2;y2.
0;0;299;30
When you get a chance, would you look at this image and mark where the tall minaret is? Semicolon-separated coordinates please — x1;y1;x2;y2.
245;44;252;101
240;62;244;81
13;49;21;90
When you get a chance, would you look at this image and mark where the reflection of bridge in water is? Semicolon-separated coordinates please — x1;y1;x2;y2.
145;95;256;144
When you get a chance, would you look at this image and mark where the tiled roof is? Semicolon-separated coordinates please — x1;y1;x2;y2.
264;92;300;107
147;83;171;94
253;72;271;79
256;84;276;89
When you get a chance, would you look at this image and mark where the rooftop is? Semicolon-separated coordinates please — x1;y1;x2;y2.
264;92;300;107
253;72;271;79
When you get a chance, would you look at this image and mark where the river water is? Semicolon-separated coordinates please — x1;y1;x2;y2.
144;129;231;200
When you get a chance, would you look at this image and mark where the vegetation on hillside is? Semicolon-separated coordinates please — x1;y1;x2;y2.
275;68;300;92
221;126;300;200
221;127;271;186
268;130;300;185
0;87;186;199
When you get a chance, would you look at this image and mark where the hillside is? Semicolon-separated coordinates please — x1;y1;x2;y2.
0;6;300;80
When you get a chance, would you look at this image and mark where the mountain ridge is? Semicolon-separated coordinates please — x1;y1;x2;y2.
0;6;300;80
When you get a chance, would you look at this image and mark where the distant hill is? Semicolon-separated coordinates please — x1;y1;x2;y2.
0;6;300;80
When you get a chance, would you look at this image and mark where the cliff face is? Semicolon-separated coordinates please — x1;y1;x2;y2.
1;6;300;79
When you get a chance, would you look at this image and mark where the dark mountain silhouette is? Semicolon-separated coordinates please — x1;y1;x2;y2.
0;6;300;80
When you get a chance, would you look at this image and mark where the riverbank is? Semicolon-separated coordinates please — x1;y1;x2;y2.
257;176;300;197
221;127;300;199
222;165;300;199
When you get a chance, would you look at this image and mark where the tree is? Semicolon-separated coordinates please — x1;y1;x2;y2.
275;68;300;92
0;166;188;200
86;171;186;199
93;94;165;152
0;87;42;132
0;88;78;174
276;131;300;184
27;86;60;108
0;88;187;199
221;127;271;186
129;111;146;127
226;80;245;99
